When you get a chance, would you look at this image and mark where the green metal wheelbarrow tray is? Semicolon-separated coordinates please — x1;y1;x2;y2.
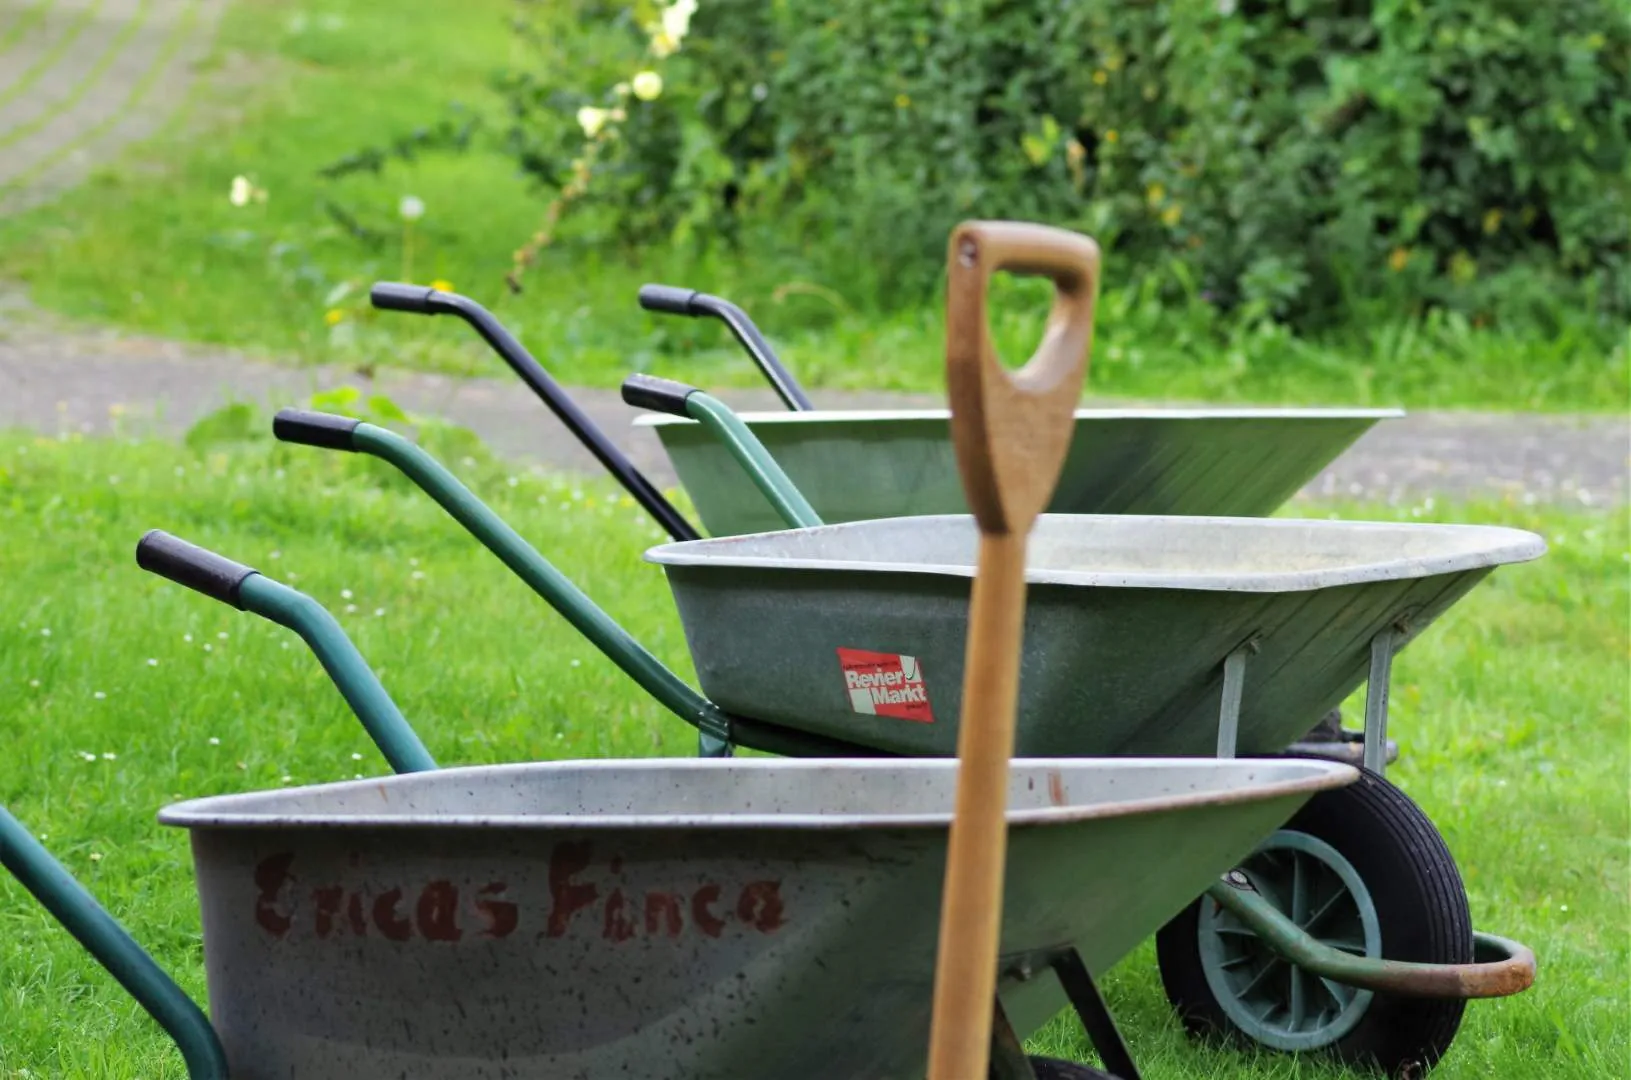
252;409;1539;1075
0;528;1360;1079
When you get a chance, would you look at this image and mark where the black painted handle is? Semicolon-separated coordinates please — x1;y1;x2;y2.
136;531;259;610
638;284;703;317
621;374;699;418
273;409;361;451
370;282;440;314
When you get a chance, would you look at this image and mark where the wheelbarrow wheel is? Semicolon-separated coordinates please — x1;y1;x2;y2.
1020;1058;1118;1079
1154;768;1471;1077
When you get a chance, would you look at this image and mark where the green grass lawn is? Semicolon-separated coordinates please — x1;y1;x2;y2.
0;424;1624;1077
0;0;1625;411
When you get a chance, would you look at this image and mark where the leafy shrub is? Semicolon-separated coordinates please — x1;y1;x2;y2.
498;0;1630;332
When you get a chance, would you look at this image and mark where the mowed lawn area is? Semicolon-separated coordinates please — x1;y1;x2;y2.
0;426;1623;1077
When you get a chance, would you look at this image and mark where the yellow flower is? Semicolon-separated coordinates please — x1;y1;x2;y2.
649;30;678;58
1104;129;1119;144
1482;208;1503;235
632;71;663;101
1450;251;1478;284
576;106;610;138
1092;70;1108;85
1388;247;1410;272
1065;138;1086;162
895;93;911;109
324;308;346;326
430;279;455;293
1145;182;1165;207
1161;205;1183;227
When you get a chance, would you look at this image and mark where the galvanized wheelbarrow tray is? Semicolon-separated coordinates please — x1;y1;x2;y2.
3;759;1355;1078
262;408;1540;1075
368;281;1401;542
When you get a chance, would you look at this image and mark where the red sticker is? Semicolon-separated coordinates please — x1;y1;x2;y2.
837;648;933;723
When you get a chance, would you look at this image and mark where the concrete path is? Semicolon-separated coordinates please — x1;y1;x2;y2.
0;0;228;212
1;313;1625;508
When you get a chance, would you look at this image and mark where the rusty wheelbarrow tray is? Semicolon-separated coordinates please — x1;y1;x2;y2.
0;753;1358;1078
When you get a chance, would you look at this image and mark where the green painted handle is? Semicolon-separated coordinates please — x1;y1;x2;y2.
136;531;437;775
0;805;230;1078
678;391;823;531
338;422;734;746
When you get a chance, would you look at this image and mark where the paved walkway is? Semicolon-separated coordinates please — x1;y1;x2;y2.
0;0;228;212
1;312;1625;508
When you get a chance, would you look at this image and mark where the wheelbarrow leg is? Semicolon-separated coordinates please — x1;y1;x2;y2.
1362;625;1396;777
1051;949;1142;1080
987;1000;1039;1080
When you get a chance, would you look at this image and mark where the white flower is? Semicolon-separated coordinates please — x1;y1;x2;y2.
93;691;106;700
662;0;697;42
340;589;353;600
39;628;50;637
649;31;678;58
183;633;192;643
229;175;253;207
208;737;220;746
612;81;631;98
146;658;158;667
89;852;102;862
373;607;386;617
399;195;425;222
632;71;663;101
576;106;610;138
101;752;116;760
351;753;363;761
28;679;39;688
217;631;228;640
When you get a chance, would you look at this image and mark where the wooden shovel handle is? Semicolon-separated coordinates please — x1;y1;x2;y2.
946;221;1101;535
928;221;1101;1080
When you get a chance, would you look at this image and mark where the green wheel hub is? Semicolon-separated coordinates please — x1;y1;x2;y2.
1197;829;1382;1051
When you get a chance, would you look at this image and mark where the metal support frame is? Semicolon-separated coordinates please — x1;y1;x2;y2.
1363;627;1396;776
1052;948;1142;1080
1215;645;1253;759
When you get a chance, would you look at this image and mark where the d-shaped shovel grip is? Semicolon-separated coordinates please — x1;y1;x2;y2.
945;221;1101;536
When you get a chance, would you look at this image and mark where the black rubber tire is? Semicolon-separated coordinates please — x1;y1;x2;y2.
1023;1059;1118;1080
1155;768;1472;1077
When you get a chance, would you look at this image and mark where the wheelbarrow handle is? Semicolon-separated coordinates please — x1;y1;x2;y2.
1206;880;1537;999
620;373;697;418
135;530;437;775
0;806;230;1078
368;281;701;542
637;283;815;411
620;377;822;530
272;408;360;452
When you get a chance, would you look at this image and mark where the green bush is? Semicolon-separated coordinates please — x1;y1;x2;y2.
500;0;1630;332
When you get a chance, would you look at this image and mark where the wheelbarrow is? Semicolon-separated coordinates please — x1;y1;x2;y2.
0;530;1361;1078
366;281;1392;764
627;281;1402;537
367;281;1401;541
268;405;1541;1075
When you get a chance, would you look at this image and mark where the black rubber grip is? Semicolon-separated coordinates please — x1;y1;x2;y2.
136;531;258;610
621;374;699;417
273;409;361;451
637;284;702;316
370;282;439;314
